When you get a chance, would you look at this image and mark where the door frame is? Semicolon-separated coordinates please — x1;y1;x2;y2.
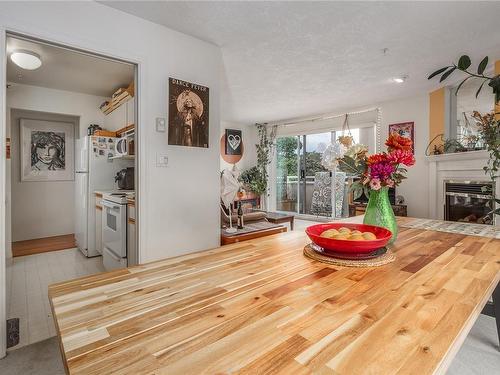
0;26;147;358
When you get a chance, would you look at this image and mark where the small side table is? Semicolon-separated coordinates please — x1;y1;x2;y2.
264;212;295;230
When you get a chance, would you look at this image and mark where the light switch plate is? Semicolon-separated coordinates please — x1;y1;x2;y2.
156;153;168;167
156;117;166;132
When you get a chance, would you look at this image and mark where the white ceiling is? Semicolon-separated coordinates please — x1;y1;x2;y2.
103;1;500;124
6;36;134;97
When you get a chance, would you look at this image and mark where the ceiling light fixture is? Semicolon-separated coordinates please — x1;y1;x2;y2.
10;50;42;70
392;76;408;84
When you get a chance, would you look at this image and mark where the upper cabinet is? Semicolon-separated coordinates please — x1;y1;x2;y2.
100;83;135;132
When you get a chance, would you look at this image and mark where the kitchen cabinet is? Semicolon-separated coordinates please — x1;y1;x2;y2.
127;199;137;266
95;193;103;255
103;97;134;132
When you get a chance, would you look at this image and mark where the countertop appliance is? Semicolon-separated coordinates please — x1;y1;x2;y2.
102;191;133;270
75;136;133;257
115;167;134;190
115;138;128;157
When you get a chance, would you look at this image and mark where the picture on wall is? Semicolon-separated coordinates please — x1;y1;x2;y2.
389;122;415;154
20;119;74;181
168;77;209;148
225;129;242;155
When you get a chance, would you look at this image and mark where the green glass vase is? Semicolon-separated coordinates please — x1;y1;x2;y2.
363;187;398;244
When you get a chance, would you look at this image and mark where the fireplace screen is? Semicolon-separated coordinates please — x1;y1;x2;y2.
444;181;494;225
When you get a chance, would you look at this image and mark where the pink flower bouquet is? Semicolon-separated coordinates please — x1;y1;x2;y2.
337;134;415;199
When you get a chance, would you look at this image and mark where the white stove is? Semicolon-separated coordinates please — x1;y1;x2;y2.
102;190;134;204
102;190;134;270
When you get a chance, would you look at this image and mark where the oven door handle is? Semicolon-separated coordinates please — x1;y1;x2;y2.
102;201;121;210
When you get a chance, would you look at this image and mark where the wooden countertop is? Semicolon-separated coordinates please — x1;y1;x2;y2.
48;218;500;374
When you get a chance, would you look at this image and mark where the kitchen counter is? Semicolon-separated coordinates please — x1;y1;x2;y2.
48;218;499;374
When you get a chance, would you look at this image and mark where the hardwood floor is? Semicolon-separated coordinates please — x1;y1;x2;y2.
12;234;76;257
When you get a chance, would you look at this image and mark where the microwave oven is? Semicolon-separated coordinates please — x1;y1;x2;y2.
116;138;131;156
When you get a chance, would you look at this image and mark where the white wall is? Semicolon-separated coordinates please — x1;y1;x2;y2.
220;121;258;172
9;110;76;242
6;85;106;245
377;94;430;219
0;2;222;260
0;2;222;357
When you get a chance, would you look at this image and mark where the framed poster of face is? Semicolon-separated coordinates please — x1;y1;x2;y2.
389;122;415;154
168;77;209;148
20;118;75;181
225;129;242;155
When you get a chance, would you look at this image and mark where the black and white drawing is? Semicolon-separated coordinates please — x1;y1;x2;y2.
21;119;74;181
31;131;65;171
225;129;242;155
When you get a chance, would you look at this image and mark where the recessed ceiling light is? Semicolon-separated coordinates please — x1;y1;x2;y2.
392;76;407;84
10;50;42;70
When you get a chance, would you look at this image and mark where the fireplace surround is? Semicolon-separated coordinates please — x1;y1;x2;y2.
427;150;499;226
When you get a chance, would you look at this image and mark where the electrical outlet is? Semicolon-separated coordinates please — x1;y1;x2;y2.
156;117;166;132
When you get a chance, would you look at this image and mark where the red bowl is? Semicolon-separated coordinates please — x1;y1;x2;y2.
305;223;392;254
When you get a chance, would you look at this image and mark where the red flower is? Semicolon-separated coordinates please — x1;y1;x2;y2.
385;134;413;152
388;149;415;166
367;153;388;165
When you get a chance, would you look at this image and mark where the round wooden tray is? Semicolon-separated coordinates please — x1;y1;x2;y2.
304;243;395;267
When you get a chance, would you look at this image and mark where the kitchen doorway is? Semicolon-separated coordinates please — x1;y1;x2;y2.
3;32;140;349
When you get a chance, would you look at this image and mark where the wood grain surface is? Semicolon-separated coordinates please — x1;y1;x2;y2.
13;234;76;257
48;219;500;374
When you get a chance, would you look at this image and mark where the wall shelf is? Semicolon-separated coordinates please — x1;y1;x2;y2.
100;82;134;116
108;154;135;160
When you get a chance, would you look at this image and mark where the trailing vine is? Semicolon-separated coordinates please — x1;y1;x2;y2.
255;123;277;196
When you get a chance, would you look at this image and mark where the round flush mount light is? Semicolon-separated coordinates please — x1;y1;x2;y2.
392;76;408;84
10;50;42;70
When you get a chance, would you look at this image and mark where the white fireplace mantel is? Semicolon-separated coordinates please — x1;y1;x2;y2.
426;150;498;223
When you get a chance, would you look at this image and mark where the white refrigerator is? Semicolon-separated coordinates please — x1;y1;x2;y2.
75;136;132;257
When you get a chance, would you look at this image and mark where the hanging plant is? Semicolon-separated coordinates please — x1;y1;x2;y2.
254;123;277;197
428;55;500;103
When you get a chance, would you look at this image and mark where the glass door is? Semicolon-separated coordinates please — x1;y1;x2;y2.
302;132;331;215
276;132;332;215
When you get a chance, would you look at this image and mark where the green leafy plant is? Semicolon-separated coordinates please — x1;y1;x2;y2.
254;123;277;196
239;166;267;196
428;55;500;103
471;111;500;217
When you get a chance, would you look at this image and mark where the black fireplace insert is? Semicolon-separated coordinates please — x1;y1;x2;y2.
444;180;495;225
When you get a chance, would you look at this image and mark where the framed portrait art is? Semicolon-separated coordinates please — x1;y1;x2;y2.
20;118;75;181
388;122;415;154
168;77;209;148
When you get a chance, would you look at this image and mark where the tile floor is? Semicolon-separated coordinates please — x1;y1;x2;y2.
6;248;105;349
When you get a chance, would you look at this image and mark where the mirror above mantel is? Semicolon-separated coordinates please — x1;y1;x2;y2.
448;74;495;150
428;64;498;156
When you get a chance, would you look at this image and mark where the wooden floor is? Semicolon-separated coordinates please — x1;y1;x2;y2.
48;218;500;375
12;234;76;257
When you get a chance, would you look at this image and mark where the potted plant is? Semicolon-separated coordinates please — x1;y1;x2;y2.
337;134;415;243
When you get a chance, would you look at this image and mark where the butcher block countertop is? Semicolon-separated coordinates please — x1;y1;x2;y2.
48;218;500;375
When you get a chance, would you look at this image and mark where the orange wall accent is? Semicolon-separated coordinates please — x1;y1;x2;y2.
428;87;446;151
495;60;500;120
